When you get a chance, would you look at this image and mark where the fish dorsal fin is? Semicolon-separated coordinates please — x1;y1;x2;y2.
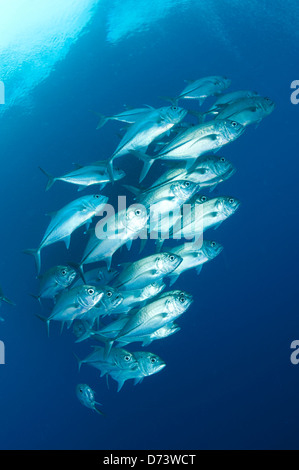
46;211;57;218
72;163;84;169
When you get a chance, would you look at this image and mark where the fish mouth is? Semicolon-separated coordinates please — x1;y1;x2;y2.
156;363;166;373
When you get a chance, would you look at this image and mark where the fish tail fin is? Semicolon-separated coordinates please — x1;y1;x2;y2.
73;352;83;372
107;157;115;183
0;289;16;307
29;293;42;306
122;184;140;197
159;95;178;105
35;313;50;336
129;150;155;182
39;167;56;191
23;248;41;275
75;329;94;343
95;113;109;130
187;110;206;124
117;379;125;392
104;340;114;360
68;262;86;284
94;405;105;416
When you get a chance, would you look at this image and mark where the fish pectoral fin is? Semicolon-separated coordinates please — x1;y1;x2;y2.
141;339;152;347
139;238;147;254
46;210;57;218
85;219;93;232
77;185;88;192
93;405;105;416
213;221;223;230
196;265;203;275
185;158;198;171
72;163;84;169
116;379;126;393
168;273;180;287
63;235;71;250
134;377;144;386
126;239;133;251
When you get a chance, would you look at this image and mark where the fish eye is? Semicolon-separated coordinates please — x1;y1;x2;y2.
171;106;178;111
179;296;185;303
211;241;217;247
220;157;226;162
61;270;67;276
106;291;113;297
231;121;238;127
200;196;207;202
229;198;235;204
184;182;190;187
124;355;131;362
135;209;142;216
94;195;100;199
169;255;175;261
150;357;157;364
79;388;83;393
88;288;94;295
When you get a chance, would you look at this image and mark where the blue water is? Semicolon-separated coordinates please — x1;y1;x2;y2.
0;0;298;450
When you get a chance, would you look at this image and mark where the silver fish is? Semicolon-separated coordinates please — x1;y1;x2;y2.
112;282;166;315
150;155;236;191
124;180;199;218
75;346;138;376
109;105;187;180
104;290;193;354
117;322;181;347
113;253;182;290
208;90;259;115
37;284;104;331
96;105;155;129
215;96;275;126
168;240;224;285
134;119;245;178
76;384;103;416
171;195;241;240
164;76;231;106
39;163;125;191
79;204;148;271
31;265;77;303
83;286;124;325
24;194;108;274
108;351;166;392
73;266;118;287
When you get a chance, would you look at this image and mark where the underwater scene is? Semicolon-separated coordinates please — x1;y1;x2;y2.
0;0;299;451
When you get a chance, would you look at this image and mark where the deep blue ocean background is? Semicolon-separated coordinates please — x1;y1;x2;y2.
0;0;298;450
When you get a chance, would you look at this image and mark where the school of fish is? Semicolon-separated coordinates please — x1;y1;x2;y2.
24;76;275;415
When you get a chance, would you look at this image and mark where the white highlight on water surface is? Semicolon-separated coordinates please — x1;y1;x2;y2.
0;0;99;109
106;0;189;44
